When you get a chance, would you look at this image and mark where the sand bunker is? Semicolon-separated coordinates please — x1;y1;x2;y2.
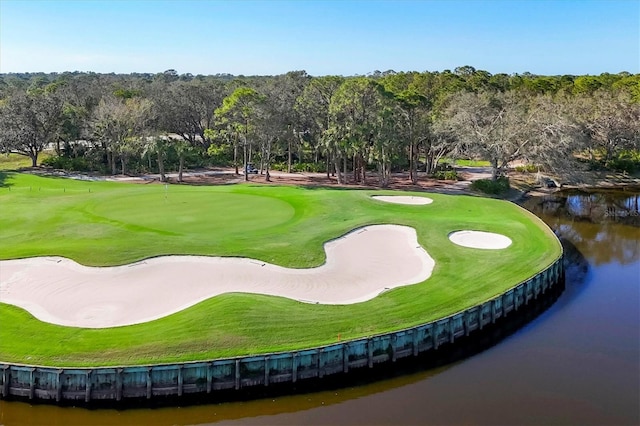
0;225;434;328
371;195;433;205
448;230;512;249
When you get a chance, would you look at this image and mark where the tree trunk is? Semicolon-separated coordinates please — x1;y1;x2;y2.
298;137;303;165
409;142;415;183
120;155;126;176
157;151;166;182
287;137;292;173
111;151;117;175
326;155;330;179
259;147;264;174
178;155;184;182
334;152;343;184
491;158;499;181
343;154;348;184
233;139;239;175
30;153;38;168
362;160;366;185
264;138;272;182
243;139;248;182
353;154;357;182
107;150;116;175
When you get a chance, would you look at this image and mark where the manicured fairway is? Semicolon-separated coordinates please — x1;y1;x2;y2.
0;172;562;367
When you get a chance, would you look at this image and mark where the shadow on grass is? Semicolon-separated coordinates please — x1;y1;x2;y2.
0;171;13;188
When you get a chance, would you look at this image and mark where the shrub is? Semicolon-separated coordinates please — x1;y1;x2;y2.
514;164;540;173
469;177;510;195
436;161;454;171
41;156;91;172
270;162;287;172
292;162;327;173
41;156;67;169
608;151;640;173
270;162;327;173
608;158;638;173
433;170;459;180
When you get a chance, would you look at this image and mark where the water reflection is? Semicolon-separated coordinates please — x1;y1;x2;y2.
535;190;640;225
525;189;640;266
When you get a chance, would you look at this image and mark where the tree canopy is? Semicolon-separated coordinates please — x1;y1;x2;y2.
1;68;638;185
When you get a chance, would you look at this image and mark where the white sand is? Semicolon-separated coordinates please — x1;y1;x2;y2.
371;195;433;205
0;225;434;329
448;230;512;249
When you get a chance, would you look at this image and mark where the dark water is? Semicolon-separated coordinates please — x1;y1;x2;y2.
2;189;639;426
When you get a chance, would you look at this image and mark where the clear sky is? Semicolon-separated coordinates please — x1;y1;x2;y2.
1;0;638;76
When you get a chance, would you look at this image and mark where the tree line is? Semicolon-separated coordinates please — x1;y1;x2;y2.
0;67;638;187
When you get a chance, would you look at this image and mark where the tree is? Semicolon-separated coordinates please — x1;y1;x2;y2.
0;89;63;167
143;137;172;182
295;75;344;178
523;93;585;174
215;87;265;181
329;77;389;185
257;71;310;177
153;78;225;149
370;96;404;187
443;91;536;180
152;78;226;180
394;89;429;182
92;95;152;175
572;90;640;165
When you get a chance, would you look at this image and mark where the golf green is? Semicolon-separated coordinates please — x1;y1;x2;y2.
0;172;561;367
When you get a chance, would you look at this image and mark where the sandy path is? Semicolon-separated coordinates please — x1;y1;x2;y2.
0;225;434;328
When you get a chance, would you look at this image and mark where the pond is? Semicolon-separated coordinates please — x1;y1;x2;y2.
1;188;638;425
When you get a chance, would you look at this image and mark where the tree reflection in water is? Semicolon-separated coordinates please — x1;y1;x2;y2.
524;189;640;266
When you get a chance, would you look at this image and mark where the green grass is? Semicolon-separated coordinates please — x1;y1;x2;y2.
0;152;52;170
455;159;492;167
0;172;561;367
439;158;492;167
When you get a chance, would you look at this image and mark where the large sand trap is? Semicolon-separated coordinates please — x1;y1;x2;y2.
372;195;433;205
0;225;434;329
449;230;512;249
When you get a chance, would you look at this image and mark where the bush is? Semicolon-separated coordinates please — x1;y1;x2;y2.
608;158;638;173
270;162;287;172
206;144;233;166
42;156;91;172
433;170;459;180
292;162;327;173
608;151;640;173
437;161;454;171
469;177;510;195
270;162;327;173
514;164;540;173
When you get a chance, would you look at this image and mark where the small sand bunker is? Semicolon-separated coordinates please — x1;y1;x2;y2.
372;195;433;205
0;225;434;328
448;230;512;249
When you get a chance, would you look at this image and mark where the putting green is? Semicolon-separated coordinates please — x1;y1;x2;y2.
89;191;295;234
0;172;562;367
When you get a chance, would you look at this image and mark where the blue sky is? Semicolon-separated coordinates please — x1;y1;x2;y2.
1;0;638;76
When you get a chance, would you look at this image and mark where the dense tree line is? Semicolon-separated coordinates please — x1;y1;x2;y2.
0;67;638;186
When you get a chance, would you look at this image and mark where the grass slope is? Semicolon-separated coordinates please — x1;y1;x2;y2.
0;172;561;367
